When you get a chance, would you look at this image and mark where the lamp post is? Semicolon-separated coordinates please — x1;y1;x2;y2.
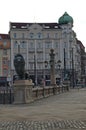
7;74;11;86
34;55;37;86
44;60;49;86
57;60;61;85
57;60;61;71
18;42;20;53
72;48;75;88
64;48;66;80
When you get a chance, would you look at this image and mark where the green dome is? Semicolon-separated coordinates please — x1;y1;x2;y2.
58;12;73;24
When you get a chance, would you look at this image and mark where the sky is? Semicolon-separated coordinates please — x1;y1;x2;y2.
0;0;86;50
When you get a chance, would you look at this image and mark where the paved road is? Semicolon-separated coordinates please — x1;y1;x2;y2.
0;88;86;129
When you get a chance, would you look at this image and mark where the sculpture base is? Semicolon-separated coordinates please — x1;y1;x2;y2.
13;80;34;104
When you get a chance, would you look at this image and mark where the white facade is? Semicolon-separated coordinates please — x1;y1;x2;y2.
9;22;81;85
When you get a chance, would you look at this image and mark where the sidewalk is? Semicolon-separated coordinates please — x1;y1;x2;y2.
0;88;86;129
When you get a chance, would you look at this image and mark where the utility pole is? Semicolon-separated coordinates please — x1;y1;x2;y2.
64;48;66;79
34;55;37;86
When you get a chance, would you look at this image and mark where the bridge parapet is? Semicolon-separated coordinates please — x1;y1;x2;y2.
32;85;69;101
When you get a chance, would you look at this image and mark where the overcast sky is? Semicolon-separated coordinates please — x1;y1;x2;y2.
0;0;86;49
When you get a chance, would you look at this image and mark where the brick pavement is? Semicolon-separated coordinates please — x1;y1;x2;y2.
0;120;86;129
0;88;86;130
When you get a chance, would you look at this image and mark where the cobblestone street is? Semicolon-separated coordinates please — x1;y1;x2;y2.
0;120;86;130
0;88;86;130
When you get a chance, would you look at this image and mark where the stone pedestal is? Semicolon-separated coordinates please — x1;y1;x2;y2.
13;80;34;104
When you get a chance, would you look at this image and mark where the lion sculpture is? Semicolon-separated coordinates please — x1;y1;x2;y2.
14;54;25;79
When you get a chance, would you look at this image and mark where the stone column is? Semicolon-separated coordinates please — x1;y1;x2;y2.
49;49;56;86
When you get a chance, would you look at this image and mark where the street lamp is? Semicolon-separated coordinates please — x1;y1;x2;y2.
7;74;12;87
57;60;61;70
44;60;50;86
64;48;66;80
56;60;61;85
18;42;20;53
34;55;37;86
44;61;48;68
72;48;75;88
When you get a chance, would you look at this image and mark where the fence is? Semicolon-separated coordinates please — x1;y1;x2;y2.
0;88;14;104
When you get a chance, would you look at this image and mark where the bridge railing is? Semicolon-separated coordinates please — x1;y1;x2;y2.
32;85;69;101
0;83;69;104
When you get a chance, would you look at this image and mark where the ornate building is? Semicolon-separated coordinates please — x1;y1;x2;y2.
9;12;84;86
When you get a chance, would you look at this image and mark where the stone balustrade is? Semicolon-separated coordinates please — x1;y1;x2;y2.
0;82;69;104
32;85;69;101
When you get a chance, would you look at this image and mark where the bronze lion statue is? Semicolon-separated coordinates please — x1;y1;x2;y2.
14;54;25;79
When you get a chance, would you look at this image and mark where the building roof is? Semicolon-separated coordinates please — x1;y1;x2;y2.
10;22;61;30
77;39;85;51
58;12;73;24
0;34;10;39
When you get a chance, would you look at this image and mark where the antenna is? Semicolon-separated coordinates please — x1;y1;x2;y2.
33;16;36;23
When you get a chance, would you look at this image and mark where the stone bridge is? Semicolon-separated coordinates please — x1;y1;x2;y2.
0;87;86;130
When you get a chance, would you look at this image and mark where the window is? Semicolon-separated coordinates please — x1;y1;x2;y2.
20;41;26;48
3;57;8;65
64;42;66;48
22;33;24;38
3;41;7;46
29;42;34;49
3;69;8;76
45;53;49;60
45;42;52;48
30;33;34;38
3;49;7;55
55;33;58;39
14;33;16;38
14;41;18;48
8;60;10;69
37;53;43;60
38;33;41;38
38;63;42;69
37;42;42;49
70;50;72;59
3;60;7;65
54;42;58;48
47;33;50;38
22;53;27;61
29;63;34;69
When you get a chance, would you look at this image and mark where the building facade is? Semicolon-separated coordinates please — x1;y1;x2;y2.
77;39;86;85
0;34;11;76
0;34;11;86
9;12;83;86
